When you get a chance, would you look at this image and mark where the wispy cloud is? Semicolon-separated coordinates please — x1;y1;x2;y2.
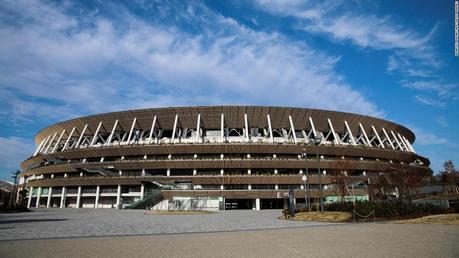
0;137;35;170
414;95;446;109
0;0;383;126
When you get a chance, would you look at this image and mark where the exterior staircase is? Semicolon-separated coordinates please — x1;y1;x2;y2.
125;190;164;209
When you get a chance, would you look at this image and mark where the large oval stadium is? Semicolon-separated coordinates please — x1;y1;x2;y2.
19;106;430;210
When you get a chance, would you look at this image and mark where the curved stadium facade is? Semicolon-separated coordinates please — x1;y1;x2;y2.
20;106;430;210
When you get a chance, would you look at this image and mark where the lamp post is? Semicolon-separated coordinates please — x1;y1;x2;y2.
314;135;324;212
301;149;311;212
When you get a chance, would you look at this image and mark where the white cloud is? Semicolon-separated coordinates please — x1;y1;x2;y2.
0;137;34;170
0;0;383;124
414;95;446;109
435;116;448;128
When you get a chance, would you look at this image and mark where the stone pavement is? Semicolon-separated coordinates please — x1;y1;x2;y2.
1;222;458;258
0;208;326;240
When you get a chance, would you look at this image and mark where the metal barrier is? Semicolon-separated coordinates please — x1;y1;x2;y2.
353;209;375;223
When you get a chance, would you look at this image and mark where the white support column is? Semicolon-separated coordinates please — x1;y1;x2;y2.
51;130;66;153
171;114;178;144
116;185;121;209
140;184;145;199
60;186;66;208
75;124;88;149
105;120;119;146
193;169;197;176
35;187;42;208
327;119;340;145
148;115;157;144
267;114;273;143
371;126;385;148
62;127;76;151
27;186;33;208
90;122;103;146
221;113;225;141
45;132;58;153
397;133;409;151
309;117;317;138
288;115;297;144
244;113;250;142
255;198;260;211
391;130;403;150
403;136;416;153
46;187;53;208
95;186;100;209
38;135;51;154
359;123;371;146
76;186;82;209
195;113;201;143
167;169;171;176
33;138;47;157
344;121;356;145
220;169;224;176
126;117;137;144
382;128;395;149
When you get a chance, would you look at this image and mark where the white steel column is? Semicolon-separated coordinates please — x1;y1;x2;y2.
382;128;395;149
38;135;51;154
62;127;76;151
45;132;58;153
27;186;33;208
46;187;53;208
148;115;157;144
397;133;409;151
255;198;261;211
371;126;385;148
51;130;66;153
95;186;100;209
309;117;317;138
359;123;371;146
116;185;121;209
75;124;88;149
403;136;416;153
289;115;297;144
267;114;273;143
33;138;46;157
327;119;340;145
90;122;103;146
244;113;250;142
391;130;403;150
60;186;66;208
140;184;145;199
76;186;82;208
105;120;118;146
344;121;356;145
195;113;201;143
126;117;137;144
221;113;225;140
35;187;42;208
171;114;178;144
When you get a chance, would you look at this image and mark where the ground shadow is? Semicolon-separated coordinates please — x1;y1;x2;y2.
0;219;67;224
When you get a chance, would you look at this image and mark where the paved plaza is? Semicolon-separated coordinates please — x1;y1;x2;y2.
0;209;458;257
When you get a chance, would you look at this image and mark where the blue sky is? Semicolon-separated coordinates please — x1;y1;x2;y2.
0;0;457;181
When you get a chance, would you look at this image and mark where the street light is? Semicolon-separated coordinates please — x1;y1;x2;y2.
301;149;311;212
314;134;324;212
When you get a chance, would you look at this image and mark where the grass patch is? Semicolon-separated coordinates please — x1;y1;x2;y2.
393;213;459;225
145;210;215;215
280;211;352;222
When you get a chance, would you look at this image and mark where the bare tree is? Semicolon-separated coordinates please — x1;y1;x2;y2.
330;159;357;202
441;160;459;194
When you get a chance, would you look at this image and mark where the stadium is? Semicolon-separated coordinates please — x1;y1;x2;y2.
19;106;430;210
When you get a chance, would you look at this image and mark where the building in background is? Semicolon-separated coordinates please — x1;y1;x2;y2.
19;106;430;210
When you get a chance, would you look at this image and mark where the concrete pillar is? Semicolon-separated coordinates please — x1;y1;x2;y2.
95;186;100;209
76;186;82;208
193;169;197;176
27;186;33;208
255;198;261;211
60;186;66;208
220;185;224;190
275;184;279;190
274;169;278;175
46;187;53;208
140;184;145;199
167;169;170;176
35;187;42;208
141;169;145;176
248;184;252;190
116;185;121;209
248;169;251;175
220;169;224;176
